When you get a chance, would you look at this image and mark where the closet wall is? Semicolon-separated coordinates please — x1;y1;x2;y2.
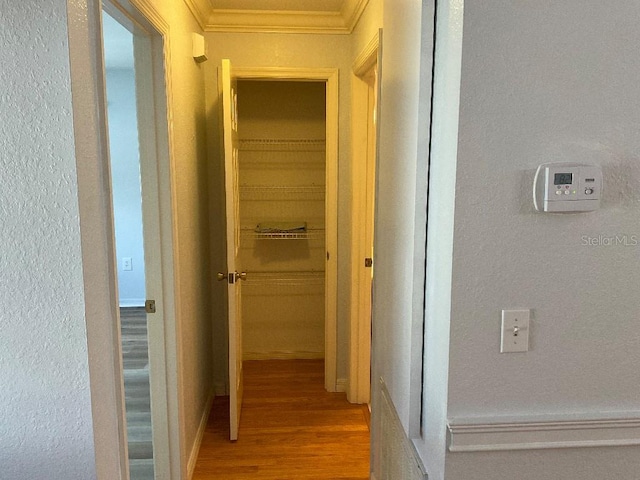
237;80;327;360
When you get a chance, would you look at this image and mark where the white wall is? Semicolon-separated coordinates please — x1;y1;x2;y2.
0;2;97;478
106;68;146;306
370;0;429;431
432;1;640;478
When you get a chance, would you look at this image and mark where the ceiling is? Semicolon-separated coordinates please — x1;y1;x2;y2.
186;0;369;34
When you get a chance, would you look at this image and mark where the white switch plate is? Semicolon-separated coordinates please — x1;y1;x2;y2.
500;309;530;353
123;257;133;271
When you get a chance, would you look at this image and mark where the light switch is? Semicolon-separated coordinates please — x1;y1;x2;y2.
500;309;530;353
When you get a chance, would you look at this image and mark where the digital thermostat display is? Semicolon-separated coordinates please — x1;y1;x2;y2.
554;173;573;185
534;163;603;213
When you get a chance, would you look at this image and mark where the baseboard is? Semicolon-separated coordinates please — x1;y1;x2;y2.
243;351;325;361
448;414;640;452
336;377;347;393
187;390;214;479
214;381;228;396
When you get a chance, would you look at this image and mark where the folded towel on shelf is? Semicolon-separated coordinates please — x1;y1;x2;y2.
255;222;307;233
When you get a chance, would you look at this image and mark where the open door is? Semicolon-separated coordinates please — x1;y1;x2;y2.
221;58;245;441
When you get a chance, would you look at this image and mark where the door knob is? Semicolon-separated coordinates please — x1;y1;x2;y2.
217;272;226;281
235;272;247;281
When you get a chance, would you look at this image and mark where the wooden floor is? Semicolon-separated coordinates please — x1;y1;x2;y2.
193;360;370;480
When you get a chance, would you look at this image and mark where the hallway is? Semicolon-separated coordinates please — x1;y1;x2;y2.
192;360;370;479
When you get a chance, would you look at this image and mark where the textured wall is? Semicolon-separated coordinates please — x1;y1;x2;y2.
445;0;640;478
449;0;640;423
0;2;97;478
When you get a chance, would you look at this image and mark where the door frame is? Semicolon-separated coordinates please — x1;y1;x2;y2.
112;1;183;477
82;0;180;478
232;66;339;392
349;33;381;404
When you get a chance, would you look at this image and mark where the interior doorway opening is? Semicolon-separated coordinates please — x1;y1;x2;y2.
219;62;340;441
236;79;327;366
100;2;176;478
102;11;154;479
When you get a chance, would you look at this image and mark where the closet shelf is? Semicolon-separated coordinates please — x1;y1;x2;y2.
240;185;325;201
241;228;325;241
242;271;325;287
239;138;325;152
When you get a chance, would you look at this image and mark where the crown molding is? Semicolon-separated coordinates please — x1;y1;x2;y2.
342;0;369;32
203;0;370;34
182;0;211;30
448;414;640;452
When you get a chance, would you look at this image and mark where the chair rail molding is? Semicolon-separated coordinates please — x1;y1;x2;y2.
448;413;640;452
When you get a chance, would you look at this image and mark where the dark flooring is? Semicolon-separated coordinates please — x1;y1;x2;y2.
121;307;154;480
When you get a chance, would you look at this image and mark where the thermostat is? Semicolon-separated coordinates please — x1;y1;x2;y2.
533;163;603;213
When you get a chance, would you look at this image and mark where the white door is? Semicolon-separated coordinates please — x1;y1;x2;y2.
221;58;244;441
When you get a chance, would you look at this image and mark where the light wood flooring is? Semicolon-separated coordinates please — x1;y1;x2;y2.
120;307;154;480
193;359;371;480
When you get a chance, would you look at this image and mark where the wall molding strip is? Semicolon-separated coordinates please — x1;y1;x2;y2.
448;415;640;452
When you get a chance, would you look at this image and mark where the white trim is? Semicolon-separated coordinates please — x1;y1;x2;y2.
110;1;184;478
214;382;228;396
348;33;379;405
243;351;325;361
336;378;348;393
68;2;129;477
448;415;640;452
341;0;370;32
352;32;380;76
181;0;208;29
187;391;214;479
202;1;369;34
232;67;339;394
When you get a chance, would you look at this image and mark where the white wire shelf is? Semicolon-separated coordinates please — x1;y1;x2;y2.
241;228;325;241
242;271;325;287
239;185;325;201
239;138;326;152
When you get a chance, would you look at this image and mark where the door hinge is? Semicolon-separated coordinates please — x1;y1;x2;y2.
145;299;156;314
365;257;373;268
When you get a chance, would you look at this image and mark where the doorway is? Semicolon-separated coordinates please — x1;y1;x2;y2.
220;63;341;441
237;80;327;365
100;3;175;478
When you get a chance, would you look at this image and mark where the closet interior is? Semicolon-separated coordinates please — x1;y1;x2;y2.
237;80;326;361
